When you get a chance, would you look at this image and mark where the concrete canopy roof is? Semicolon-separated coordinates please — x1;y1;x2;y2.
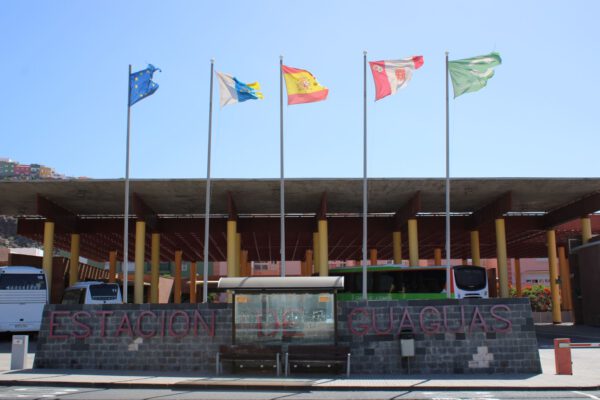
2;178;600;263
1;178;600;216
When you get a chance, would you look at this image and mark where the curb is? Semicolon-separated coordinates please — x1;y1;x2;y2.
0;378;599;392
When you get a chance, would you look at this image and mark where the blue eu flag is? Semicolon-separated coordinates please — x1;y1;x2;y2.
129;64;161;106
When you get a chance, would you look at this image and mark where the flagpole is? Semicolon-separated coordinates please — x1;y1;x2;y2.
362;51;368;301
123;64;132;303
445;51;451;299
203;59;214;303
279;55;286;277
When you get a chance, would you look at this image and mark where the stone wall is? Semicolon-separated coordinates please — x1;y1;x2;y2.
34;303;231;372
34;298;541;374
337;298;541;374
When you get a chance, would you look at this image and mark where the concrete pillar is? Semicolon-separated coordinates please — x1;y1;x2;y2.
312;232;320;275
134;221;146;304
495;218;509;298
392;231;402;264
470;230;481;266
369;249;377;266
227;220;237;277
581;217;592;244
547;230;562;323
318;219;329;276
434;248;442;266
189;261;197;304
150;233;160;304
305;250;313;276
514;258;522;296
69;234;80;286
558;246;572;311
174;250;182;304
408;219;419;266
42;221;54;300
108;250;117;283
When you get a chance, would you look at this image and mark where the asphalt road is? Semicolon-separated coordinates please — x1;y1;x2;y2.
0;387;599;400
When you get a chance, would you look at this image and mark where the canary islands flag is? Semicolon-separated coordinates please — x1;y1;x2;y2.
129;64;161;106
216;72;264;107
282;65;328;105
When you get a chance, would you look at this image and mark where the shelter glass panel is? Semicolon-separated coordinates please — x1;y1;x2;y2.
234;292;335;345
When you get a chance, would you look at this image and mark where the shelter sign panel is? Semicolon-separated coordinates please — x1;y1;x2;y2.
234;292;335;345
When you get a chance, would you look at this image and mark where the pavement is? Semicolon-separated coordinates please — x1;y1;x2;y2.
0;324;599;391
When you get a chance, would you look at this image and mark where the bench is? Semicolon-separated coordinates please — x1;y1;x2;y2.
216;345;281;376
285;345;351;377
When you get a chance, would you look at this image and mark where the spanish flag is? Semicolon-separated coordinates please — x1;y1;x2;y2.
282;65;329;105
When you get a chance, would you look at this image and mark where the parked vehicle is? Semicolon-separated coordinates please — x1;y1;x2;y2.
0;266;48;332
61;281;122;304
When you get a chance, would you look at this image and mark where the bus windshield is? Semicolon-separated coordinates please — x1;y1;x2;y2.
454;266;487;291
0;273;47;290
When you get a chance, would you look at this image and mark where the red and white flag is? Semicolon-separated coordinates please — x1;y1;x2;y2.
369;56;424;101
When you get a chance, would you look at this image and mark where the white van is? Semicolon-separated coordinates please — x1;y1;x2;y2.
61;281;122;305
0;266;48;332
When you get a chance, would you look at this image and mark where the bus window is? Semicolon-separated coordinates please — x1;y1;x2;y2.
0;273;46;290
62;288;86;305
454;267;487;291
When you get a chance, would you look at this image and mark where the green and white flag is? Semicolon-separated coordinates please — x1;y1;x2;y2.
448;52;502;98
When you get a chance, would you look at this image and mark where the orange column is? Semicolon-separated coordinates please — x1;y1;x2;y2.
174;251;182;304
514;258;522;297
434;248;442;266
370;249;377;266
189;261;197;304
305;250;313;276
109;251;117;283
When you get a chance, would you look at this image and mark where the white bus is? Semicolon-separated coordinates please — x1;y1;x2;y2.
61;281;122;305
0;266;49;332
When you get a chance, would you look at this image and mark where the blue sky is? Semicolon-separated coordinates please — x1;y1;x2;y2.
1;1;598;179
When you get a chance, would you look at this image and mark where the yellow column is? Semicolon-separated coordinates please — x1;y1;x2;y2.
392;231;402;264
369;249;377;266
558;246;572;311
470;230;481;266
108;251;117;283
514;258;522;297
581;217;592;244
495;218;509;298
408;219;419;266
134;221;146;304
150;233;160;304
227;220;237;277
235;233;241;277
240;250;248;277
305;250;313;276
312;232;320;275
318;219;329;276
174;250;182;304
547;230;562;323
189;261;197;304
69;234;80;286
42;221;55;300
434;248;442;265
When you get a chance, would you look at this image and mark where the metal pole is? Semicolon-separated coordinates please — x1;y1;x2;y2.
123;64;132;303
280;55;286;277
362;51;368;301
445;52;451;299
203;59;214;303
